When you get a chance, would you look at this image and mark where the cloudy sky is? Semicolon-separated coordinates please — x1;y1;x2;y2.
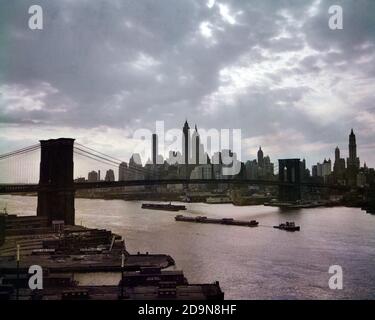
1;0;375;175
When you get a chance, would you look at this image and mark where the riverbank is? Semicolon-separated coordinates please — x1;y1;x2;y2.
0;212;223;300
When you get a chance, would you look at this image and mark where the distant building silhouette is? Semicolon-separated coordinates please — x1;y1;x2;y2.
244;147;274;179
322;159;332;178
128;154;144;180
152;134;158;165
312;165;318;177
333;146;346;181
257;146;264;167
192;125;200;165
312;159;331;182
118;162;127;181
182;120;190;166
347;129;360;169
347;129;360;186
105;169;115;182
88;170;99;182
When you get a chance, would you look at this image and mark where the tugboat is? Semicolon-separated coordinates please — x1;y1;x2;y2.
142;202;186;211
273;221;300;232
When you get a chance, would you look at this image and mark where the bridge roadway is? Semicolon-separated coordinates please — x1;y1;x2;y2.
0;178;350;194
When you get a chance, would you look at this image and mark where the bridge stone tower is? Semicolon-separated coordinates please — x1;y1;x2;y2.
278;159;302;202
0;213;5;246
37;138;75;225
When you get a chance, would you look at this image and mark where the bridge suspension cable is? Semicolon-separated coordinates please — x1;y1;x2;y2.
0;143;41;184
73;143;158;179
73;149;121;169
75;143;125;163
0;144;40;160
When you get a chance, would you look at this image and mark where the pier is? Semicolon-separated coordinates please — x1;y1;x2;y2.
0;214;223;300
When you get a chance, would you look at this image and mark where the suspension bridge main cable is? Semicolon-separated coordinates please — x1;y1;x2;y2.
74;147;121;166
75;143;125;163
0;144;40;160
73;145;158;178
75;144;151;174
73;150;121;169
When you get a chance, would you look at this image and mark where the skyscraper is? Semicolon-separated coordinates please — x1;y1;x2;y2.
346;129;360;186
347;129;360;169
322;159;332;177
257;146;264;167
335;146;340;162
105;169;115;182
333;146;345;179
88;170;98;182
192;124;200;165
118;162;127;181
152;133;158;165
182;120;190;165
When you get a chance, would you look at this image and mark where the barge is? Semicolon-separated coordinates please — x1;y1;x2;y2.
175;215;259;227
142;203;186;211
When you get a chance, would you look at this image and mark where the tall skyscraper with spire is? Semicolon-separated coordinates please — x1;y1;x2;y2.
347;129;360;169
257;146;264;167
182;120;190;165
346;129;360;186
192;124;200;165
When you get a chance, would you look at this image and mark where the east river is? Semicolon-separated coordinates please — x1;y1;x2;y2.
1;195;375;299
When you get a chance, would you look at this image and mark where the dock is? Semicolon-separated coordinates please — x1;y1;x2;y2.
0;214;224;300
0;252;174;274
13;283;224;300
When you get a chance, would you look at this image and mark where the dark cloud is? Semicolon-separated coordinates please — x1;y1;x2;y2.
0;0;374;168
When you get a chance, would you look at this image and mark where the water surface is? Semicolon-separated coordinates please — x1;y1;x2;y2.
1;195;374;299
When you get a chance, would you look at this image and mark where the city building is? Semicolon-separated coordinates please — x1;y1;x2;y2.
127;153;145;180
312;165;318;177
167;150;183;165
322;159;332;177
182;120;190;166
118;162;127;181
347;129;360;186
244;147;274;180
152;133;158;165
357;170;367;187
257;147;264;167
88;170;99;182
312;159;331;182
190;164;213;180
192;125;200;165
245;160;258;179
333;146;346;180
105;169;115;182
347;129;360;169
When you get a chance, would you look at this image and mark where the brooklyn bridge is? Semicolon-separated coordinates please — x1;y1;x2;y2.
0;138;350;225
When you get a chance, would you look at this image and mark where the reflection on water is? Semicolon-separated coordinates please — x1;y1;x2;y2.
1;195;375;299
